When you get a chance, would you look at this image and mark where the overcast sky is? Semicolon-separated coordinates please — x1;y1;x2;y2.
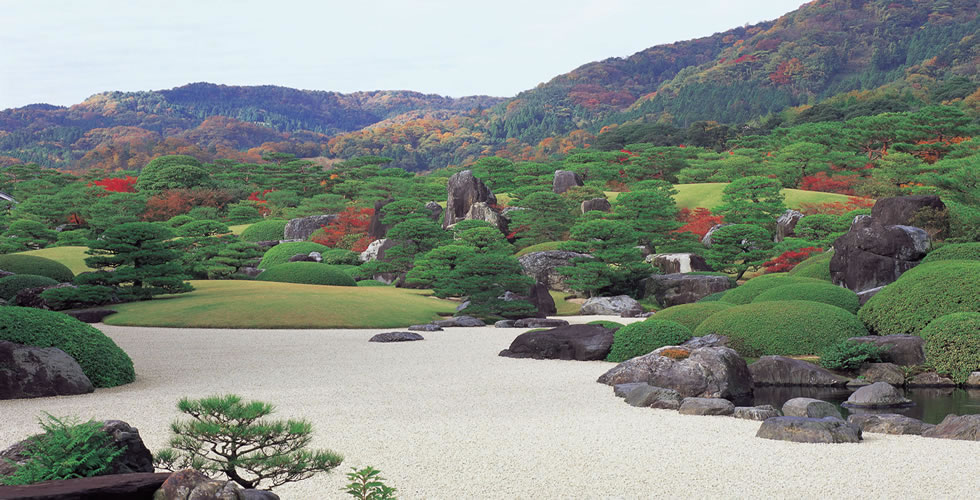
1;0;804;110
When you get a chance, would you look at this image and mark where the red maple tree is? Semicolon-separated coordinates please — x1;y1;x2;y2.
92;176;138;193
311;207;374;249
674;208;723;238
763;246;824;274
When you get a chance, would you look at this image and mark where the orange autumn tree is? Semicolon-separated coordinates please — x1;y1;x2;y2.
311;206;374;252
674;208;723;238
93;176;138;193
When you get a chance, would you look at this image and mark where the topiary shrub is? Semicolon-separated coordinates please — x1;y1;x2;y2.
859;260;980;336
240;219;288;242
787;250;833;281
697;291;728;302
0;307;135;388
653;302;733;331
256;262;356;286
818;339;885;372
921;242;980;264
694;300;869;357
606;319;693;363
258;242;330;269
720;273;824;305
0;254;75;283
0;274;58;301
920;312;980;384
753;282;860;314
320;248;361;266
586;320;624;330
355;280;390;287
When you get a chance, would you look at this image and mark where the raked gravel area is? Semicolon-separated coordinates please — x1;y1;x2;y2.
1;315;977;499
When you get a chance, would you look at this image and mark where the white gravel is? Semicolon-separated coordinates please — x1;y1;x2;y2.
1;316;977;499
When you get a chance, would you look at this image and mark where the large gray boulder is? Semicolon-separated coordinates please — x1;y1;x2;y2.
367;199;394;239
641;273;733;307
580;295;644;317
552;170;584;194
774;209;804;243
369;332;424;343
359;238;398;263
966;372;980;387
757;417;862;443
871;195;946;227
647;253;713;274
424;201;443;221
518;251;593;292
581;198;612;214
749;356;848;387
463;202;508;233
734;405;781;421
843;382;912;408
444;170;496;228
907;372;956;387
283;214;337;241
499;324;615;361
624;384;683;409
859;363;905;385
829;216;930;292
597;346;753;399
846;414;934;435
921;414;980;441
782;397;842;419
0;341;94;400
847;335;925;366
678;397;735;416
154;468;280;500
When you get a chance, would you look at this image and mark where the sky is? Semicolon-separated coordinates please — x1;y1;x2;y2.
0;0;804;110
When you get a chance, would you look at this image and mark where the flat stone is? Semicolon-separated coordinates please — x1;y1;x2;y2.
625;385;683;410
681;335;729;349
859;363;905;386
512;318;569;328
434;316;486;327
907;372;956;387
757;417;862;443
369;332;424;342
847;414;934;435
613;382;648;398
733;405;781;421
679;397;735;416
749;356;849;387
844;382;912;408
499;324;615;361
921;414;980;441
494;320;516;328
407;324;442;332
782;397;842;419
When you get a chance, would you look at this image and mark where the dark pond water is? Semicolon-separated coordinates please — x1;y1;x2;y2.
738;386;980;425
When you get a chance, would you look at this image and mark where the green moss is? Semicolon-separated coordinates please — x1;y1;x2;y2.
0;274;58;301
257;262;356;286
0;307;135;388
720;273;824;305
753;282;860;314
258;242;330;269
694;300;869;357
240;220;288;242
653;302;733;331
920;312;980;384
858;260;980;336
586;320;624;330
515;241;564;257
0;255;75;283
788;250;834;281
921;242;980;264
606;319;693;363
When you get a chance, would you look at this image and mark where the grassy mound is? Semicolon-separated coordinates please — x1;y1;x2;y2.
788;250;834;281
0;274;59;301
653;302;733;331
258;241;330;269
606;319;693;363
921;242;980;264
103;280;456;328
697;291;728;302
720;274;824;305
355;280;390;287
859;260;980;336
586;320;624;330
920;312;980;384
694;300;869;357
0;307;134;388
320;248;361;265
753;282;860;314
257;262;356;286
0;254;75;282
240;219;288;242
17;247;93;276
515;241;564;257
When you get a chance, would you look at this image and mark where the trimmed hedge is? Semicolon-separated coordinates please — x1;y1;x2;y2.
320;248;361;266
788;250;833;281
0;254;75;283
0;307;135;388
753;282;860;314
0;274;58;301
355;279;390;287
921;242;980;264
606;319;693;363
697;291;728;302
859;260;980;336
653;302;733;331
720;273;824;305
694;300;869;357
256;262;356;286
920;312;980;384
240;219;288;242
258;241;329;269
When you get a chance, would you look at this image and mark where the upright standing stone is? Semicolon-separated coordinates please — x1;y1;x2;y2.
552;170;584;194
444;170;496;228
774;209;804;243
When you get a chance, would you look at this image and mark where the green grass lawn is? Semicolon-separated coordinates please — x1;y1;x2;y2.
227;223;253;235
17;246;93;275
550;291;582;316
515;241;564;257
605;183;860;210
104;280;457;329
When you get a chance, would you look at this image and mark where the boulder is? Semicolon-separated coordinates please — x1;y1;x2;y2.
641;273;733;307
552;169;584;194
153;468;280;500
749;356;849;387
283;214;337;241
624;385;683;410
424;201;443;221
678;397;735;416
408;324;443;332
518;251;593;292
829;216;931;292
64;308;117;323
581;198;612;214
443;170;496;228
843;382;912;408
528;282;557;317
580;295;644;317
494;320;516;328
856;286;885;305
647;253;713;274
499;324;615;361
859;363;905;386
734;405;781;421
359;238;398;263
369;332;424;342
782;397;842;419
847;335;925;366
871;195;946;227
681;335;729;349
367;199;394;239
464;202;508;233
921;414;980;441
512;318;569;329
434;316;485;327
597;346;754;399
239;267;263;278
701;224;734;247
613;382;648;398
0;270;15;278
254;240;278;249
907;372;956;387
288;253;317;263
774;209;804;243
13;283;76;309
0;341;94;400
0;472;170;500
847;414;934;435
757;417;862;443
966;372;980;387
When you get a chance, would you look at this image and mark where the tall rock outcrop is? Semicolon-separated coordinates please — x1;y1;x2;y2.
443;170;496;228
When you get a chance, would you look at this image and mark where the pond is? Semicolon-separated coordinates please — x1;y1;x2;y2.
742;386;980;425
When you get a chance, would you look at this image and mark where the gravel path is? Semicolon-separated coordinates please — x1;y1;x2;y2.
1;317;977;498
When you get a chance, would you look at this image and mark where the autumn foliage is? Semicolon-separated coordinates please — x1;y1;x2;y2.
311;206;374;252
798;197;874;216
93;176;138;193
143;188;235;221
674;208;723;238
799;172;860;195
763;246;823;273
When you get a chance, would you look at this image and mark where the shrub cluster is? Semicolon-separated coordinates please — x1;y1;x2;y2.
0;415;124;486
258;242;330;269
586;320;624;330
818;339;885;371
606;319;692;363
0;255;75;283
921;242;980;264
720;273;824;305
0;307;135;388
920;312;980;384
240;219;288;242
697;291;728;302
787;250;834;281
653;302;733;331
257;262;356;286
694;300;869;357
320;248;361;266
0;274;58;301
752;282;860;314
859;260;980;335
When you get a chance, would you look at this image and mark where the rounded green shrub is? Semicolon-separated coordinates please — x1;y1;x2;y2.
0;307;135;388
320;248;360;266
753;282;860;314
858;260;980;336
697;291;728;302
0;255;75;283
694;300;869;357
0;274;58;301
606;319;693;363
920;312;980;384
240;220;288;243
720;273;824;305
586;320;624;330
818;339;885;372
256;262;356;286
653;302;733;331
921;242;980;264
258;242;329;269
355;279;390;287
166;215;196;228
788;250;833;281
